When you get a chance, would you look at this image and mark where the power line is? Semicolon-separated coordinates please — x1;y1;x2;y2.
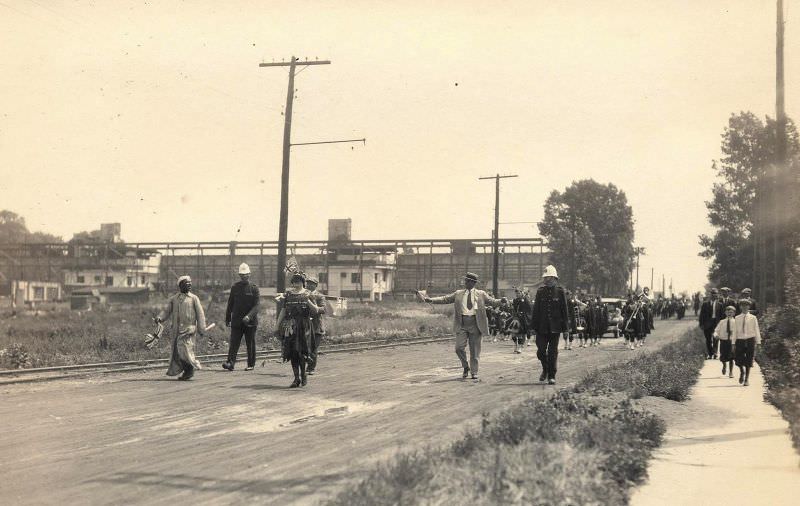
479;174;518;295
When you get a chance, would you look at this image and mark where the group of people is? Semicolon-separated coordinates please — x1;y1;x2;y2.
565;293;611;349
154;263;327;388
699;286;761;386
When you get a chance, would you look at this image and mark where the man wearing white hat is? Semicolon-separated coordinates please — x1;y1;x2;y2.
531;265;569;385
422;272;501;380
222;263;260;371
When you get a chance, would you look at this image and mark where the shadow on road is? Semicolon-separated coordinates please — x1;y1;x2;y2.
88;470;345;498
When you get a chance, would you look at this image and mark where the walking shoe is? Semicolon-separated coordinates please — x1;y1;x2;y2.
728;370;734;378
245;366;254;371
301;374;307;386
222;361;233;371
289;378;301;388
462;368;470;379
471;374;479;381
743;379;749;387
307;368;315;375
547;378;556;385
539;372;547;382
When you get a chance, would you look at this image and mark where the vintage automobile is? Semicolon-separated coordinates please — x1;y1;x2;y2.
600;297;626;337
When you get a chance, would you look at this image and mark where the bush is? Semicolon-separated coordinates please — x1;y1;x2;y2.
328;330;704;506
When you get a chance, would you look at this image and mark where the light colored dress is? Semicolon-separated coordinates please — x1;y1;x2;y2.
158;292;207;376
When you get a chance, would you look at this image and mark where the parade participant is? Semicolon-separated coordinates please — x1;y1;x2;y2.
275;272;321;388
732;298;761;386
642;287;655;331
699;288;723;359
531;265;569;384
565;291;580;350
736;288;759;316
623;296;646;349
693;293;701;316
156;276;207;381
423;272;500;380
222;263;260;372
713;305;736;378
305;276;326;375
592;295;608;346
512;287;532;348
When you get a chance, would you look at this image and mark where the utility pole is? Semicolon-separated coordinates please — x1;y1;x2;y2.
650;267;654;292
774;0;787;306
633;246;645;292
479;174;518;295
259;57;363;293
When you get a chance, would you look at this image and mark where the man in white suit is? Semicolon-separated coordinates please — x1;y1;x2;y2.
423;272;501;380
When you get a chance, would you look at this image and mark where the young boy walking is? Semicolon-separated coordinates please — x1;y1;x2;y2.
713;305;736;378
732;298;761;386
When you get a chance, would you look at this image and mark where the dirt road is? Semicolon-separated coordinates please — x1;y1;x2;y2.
0;319;694;505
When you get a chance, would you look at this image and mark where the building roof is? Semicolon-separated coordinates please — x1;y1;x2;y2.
72;287;149;295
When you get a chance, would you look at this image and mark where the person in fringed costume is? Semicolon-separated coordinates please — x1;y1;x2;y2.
275;272;321;388
156;275;207;380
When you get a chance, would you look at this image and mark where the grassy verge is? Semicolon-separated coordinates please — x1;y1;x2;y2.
757;292;800;453
0;301;450;369
328;330;706;506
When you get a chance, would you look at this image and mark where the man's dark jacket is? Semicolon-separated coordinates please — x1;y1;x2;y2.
531;285;569;335
225;280;260;327
698;298;723;331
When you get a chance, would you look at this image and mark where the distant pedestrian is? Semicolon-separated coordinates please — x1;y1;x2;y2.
733;298;760;386
422;272;501;380
713;305;736;378
699;288;723;359
156;276;207;381
305;276;326;374
736;288;759;316
531;265;569;385
222;263;260;372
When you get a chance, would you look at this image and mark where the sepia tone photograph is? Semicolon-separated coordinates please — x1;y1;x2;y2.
1;1;799;504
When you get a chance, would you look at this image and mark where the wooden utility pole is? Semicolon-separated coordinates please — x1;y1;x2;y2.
774;0;787;306
259;57;330;292
259;58;363;293
479;174;518;295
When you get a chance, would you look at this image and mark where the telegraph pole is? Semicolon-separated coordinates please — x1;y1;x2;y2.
479;174;518;295
774;0;787;306
259;57;364;293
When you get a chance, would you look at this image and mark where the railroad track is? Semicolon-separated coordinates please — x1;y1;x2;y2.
0;335;454;385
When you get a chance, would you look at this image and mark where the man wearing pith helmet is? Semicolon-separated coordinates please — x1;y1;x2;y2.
423;272;501;381
222;263;260;371
531;265;569;385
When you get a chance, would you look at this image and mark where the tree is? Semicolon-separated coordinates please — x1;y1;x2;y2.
0;210;62;244
699;112;799;288
538;180;635;295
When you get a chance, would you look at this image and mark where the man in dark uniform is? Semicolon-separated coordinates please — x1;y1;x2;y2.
531;265;569;384
719;287;736;315
698;288;723;359
222;263;260;371
512;287;532;348
305;276;326;374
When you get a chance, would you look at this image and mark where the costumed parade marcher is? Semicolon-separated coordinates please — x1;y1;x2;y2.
423;272;501;380
156;276;208;381
566;291;585;350
713;305;737;378
699;288;724;359
622;295;646;350
511;287;532;353
275;272;321;388
222;263;260;372
305;276;326;374
531;265;569;384
733;298;761;387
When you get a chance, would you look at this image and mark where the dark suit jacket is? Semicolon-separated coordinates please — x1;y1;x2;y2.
531;285;569;335
225;281;260;327
698;299;723;330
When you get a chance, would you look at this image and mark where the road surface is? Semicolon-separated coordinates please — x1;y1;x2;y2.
0;319;694;505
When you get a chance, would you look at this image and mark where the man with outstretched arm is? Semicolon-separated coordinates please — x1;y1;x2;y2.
422;272;501;381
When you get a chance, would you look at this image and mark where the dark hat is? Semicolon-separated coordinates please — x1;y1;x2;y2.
290;272;306;283
710;288;719;294
306;276;319;285
464;272;479;282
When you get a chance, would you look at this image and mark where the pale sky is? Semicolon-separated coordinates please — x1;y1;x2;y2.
1;0;797;294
